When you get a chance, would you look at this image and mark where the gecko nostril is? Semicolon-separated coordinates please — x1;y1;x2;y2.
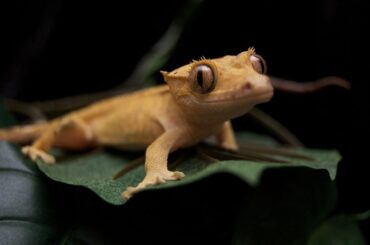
243;82;253;90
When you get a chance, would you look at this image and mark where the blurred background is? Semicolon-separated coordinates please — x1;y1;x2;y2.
0;0;368;217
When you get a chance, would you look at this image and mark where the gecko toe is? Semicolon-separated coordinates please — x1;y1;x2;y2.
122;185;145;200
172;171;185;179
156;176;166;184
21;146;55;164
122;187;135;200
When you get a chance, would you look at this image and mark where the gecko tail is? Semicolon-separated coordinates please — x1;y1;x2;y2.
0;122;48;145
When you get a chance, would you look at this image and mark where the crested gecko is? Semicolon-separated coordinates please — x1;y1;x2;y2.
0;48;273;199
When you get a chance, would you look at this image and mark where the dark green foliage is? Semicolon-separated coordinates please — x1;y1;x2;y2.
36;136;340;205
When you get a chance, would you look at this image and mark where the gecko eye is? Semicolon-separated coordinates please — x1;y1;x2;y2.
250;54;267;74
190;64;216;93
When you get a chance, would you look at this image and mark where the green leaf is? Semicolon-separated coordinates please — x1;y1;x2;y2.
36;132;341;205
308;215;367;245
1;101;343;243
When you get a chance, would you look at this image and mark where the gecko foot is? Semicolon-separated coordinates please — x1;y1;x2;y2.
22;146;55;164
122;170;185;200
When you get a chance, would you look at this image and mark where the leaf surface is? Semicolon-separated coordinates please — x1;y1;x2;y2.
37;132;341;205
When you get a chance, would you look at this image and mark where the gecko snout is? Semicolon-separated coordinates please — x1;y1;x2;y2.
242;82;253;90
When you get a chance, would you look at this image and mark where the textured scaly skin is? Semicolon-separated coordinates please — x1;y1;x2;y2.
0;48;273;199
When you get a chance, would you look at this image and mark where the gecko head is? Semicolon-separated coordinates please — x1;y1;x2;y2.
161;48;274;122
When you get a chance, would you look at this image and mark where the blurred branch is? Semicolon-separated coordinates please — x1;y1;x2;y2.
248;108;304;147
24;0;205;116
270;76;351;93
1;0;63;97
3;98;46;122
5;0;350;146
121;0;205;89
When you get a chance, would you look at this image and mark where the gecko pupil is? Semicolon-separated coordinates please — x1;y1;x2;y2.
190;64;215;94
197;68;204;88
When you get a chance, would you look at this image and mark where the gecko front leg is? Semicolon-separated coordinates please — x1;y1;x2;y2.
122;128;187;199
216;121;239;151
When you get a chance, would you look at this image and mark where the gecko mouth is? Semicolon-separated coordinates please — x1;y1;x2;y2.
201;90;273;104
192;82;274;104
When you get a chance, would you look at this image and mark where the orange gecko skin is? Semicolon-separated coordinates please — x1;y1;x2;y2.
0;48;273;199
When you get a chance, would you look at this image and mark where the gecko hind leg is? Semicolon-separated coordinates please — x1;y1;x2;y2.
54;116;95;150
22;116;95;164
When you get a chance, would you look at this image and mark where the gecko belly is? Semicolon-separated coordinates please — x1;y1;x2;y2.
90;112;164;151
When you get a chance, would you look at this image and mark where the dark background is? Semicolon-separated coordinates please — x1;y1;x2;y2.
0;0;368;220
